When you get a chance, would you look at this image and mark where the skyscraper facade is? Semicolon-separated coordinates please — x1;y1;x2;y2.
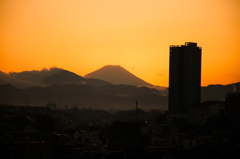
169;42;202;112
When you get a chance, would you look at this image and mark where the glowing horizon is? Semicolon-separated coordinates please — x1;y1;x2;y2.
1;0;240;87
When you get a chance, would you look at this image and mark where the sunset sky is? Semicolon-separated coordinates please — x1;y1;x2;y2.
1;0;240;87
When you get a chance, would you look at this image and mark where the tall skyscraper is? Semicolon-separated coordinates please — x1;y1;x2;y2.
169;42;202;112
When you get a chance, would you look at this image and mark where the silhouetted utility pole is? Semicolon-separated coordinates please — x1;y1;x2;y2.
136;100;138;123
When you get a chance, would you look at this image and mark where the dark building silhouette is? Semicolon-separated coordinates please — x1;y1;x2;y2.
225;92;240;129
169;42;202;112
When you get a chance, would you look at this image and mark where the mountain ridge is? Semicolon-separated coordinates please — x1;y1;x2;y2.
0;81;239;110
0;68;112;88
0;83;167;110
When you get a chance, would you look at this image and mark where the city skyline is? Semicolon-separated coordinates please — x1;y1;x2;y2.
1;0;240;87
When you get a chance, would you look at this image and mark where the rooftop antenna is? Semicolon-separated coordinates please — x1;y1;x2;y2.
136;101;138;123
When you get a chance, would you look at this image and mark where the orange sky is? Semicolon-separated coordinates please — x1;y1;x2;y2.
0;0;240;87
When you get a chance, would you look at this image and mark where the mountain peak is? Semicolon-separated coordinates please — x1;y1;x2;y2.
101;65;124;70
103;65;121;67
85;65;152;87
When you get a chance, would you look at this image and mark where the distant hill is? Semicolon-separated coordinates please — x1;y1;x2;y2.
201;82;240;102
85;65;153;87
1;81;239;110
0;84;167;110
43;69;112;87
150;82;240;102
1;67;239;109
0;68;112;88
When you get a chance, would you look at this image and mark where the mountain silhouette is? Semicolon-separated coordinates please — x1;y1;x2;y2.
43;70;86;85
43;69;112;87
1;82;239;110
85;65;152;87
163;82;240;102
0;84;167;110
201;82;240;102
1;67;239;109
1;66;163;88
0;68;112;88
